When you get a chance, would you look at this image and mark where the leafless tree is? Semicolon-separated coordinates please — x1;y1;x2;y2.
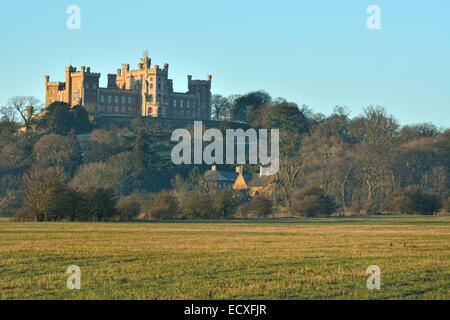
2;96;43;128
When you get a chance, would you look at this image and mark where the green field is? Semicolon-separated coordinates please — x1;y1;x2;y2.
0;216;449;300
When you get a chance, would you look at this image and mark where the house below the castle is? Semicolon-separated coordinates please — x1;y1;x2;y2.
205;165;272;196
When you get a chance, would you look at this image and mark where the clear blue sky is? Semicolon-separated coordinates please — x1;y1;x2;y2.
0;0;449;127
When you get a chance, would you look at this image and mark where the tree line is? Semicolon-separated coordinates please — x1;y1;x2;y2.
0;92;449;221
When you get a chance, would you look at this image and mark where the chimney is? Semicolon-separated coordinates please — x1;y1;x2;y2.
235;165;243;175
211;165;216;171
259;165;263;177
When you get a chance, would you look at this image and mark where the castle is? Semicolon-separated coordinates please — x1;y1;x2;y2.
44;54;212;120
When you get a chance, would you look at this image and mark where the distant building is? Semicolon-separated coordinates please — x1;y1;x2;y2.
44;54;212;120
205;165;272;196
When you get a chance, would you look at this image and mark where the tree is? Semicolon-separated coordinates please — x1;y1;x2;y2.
74;187;117;221
231;90;271;122
390;187;441;215
33;133;81;173
211;94;231;121
71;104;92;133
181;193;215;219
214;189;235;218
83;129;123;163
116;195;141;220
348;106;399;147
248;194;273;218
39;102;91;134
148;191;179;219
41;102;73;134
291;187;336;217
71;152;134;196
19;166;75;221
1;96;43;128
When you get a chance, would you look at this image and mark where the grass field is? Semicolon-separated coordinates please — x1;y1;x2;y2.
0;216;449;300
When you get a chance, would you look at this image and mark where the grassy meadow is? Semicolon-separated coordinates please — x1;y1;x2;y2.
0;216;449;300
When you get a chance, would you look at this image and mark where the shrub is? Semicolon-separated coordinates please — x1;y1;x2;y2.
443;197;450;213
149;191;179;219
390;188;442;215
291;187;336;217
235;202;251;218
116;195;141;220
214;189;235;218
181;193;215;219
74;187;117;221
247;194;273;218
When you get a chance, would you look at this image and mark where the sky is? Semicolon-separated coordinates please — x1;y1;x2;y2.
0;0;449;127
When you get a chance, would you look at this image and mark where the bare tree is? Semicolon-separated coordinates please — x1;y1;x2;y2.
211;94;231;121
2;96;43;128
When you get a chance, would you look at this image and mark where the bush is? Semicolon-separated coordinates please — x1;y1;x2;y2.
214;189;235;218
390;188;442;215
247;194;273;218
73;187;117;221
115;195;141;220
443;197;450;213
235;202;251;218
181;193;215;219
148;191;179;219
291;187;336;217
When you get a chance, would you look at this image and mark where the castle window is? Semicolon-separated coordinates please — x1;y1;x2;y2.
147;107;152;115
107;106;112;112
93;83;97;89
173;99;177;107
149;95;153;102
128;97;132;104
122;106;125;113
100;95;105;103
150;83;153;89
50;89;54;95
108;96;112;103
122;96;126;104
114;106;119;113
115;96;119;104
158;84;161;89
85;82;89;89
193;101;196;108
180;100;184;108
128;107;132;113
187;101;190;108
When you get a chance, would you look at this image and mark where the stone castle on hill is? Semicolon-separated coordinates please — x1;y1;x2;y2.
44;54;212;120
